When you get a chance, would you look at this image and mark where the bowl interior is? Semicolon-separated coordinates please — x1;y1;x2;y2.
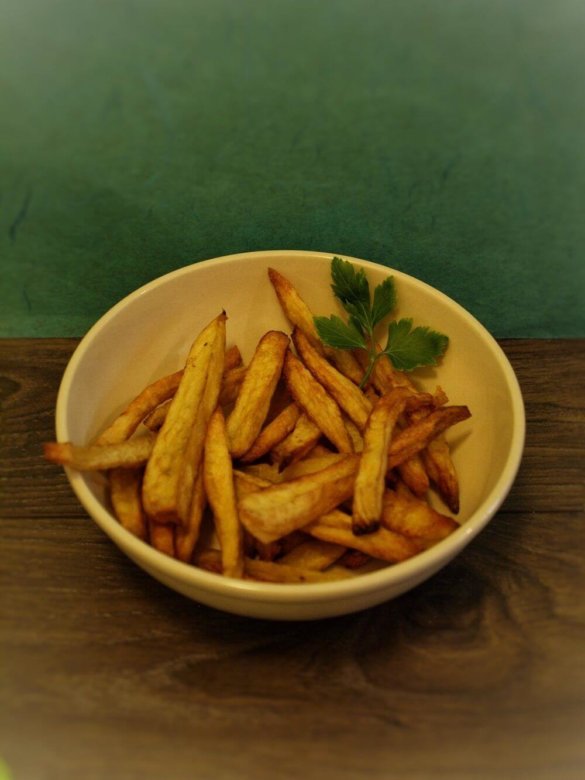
56;250;524;617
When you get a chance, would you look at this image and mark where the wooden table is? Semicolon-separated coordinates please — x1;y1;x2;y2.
2;338;584;780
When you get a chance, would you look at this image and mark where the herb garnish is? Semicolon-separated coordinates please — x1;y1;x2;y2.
314;257;449;388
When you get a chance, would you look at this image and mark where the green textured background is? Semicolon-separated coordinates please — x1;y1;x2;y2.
1;0;584;337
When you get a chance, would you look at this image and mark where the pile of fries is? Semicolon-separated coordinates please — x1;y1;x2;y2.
44;268;471;584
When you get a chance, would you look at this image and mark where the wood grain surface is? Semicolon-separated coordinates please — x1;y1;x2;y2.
1;338;584;780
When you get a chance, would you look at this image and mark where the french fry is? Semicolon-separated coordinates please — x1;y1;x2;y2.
279;538;347;570
142;313;224;524
422;435;461;513
397;453;430;498
238;455;359;544
43;435;155;471
387;405;471;470
142;399;171;432
307;509;422;563
175;315;226;523
280;452;347;481
269;412;322;467
293;328;372;431
239;402;301;463
268;267;364;384
203;408;244;578
352;389;408;535
283;351;353;454
149;518;175;557
381;483;459;545
194;549;354;583
219;366;247;408
143;357;246;432
95;371;183;445
226;331;290;458
175;470;207;563
109;466;147;540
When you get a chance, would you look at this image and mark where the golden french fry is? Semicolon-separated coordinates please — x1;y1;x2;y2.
283;351;354;454
226;331;290;458
95;371;183;445
422;434;461;513
175;470;207;563
148;518;175;557
239;402;301;463
293;328;372;431
269;412;322;467
109;466;147;540
142;313;224;524
280;452;347;481
142;399;171;432
238;462;283;483
224;344;243;371
219;366;247;408
176;314;226;523
43;434;155;471
307;509;421;563
194;549;354;583
238;455;359;544
268;268;325;349
387;405;471;470
381;483;459;544
279;538;346;570
268;267;364;384
204;408;244;578
352;390;408;535
397;453;430;498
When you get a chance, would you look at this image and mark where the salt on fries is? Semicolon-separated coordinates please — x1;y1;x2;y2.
44;267;471;584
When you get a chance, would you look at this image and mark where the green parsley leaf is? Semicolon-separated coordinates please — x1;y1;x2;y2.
315;257;450;386
314;315;367;351
330;257;370;310
370;275;397;327
384;318;449;371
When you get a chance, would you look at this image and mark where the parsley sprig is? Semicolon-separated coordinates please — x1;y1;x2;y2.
314;257;449;387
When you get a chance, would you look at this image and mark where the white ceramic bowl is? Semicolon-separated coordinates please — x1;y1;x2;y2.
56;250;525;620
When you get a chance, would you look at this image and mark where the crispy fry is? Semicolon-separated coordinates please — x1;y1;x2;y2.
268;267;363;383
142;399;171;432
238;455;359;544
239;403;301;463
175;470;207;563
279;538;346;570
422;434;461;513
175;315;226;523
397;453;430;498
293;328;372;431
269;412;322;467
307;509;421;563
109;466;147;540
283;351;353;454
219;366;247;408
226;331;290;458
43;435;154;471
203;408;244;578
141;313;224;524
149;519;175;557
195;549;354;582
224;344;243;371
280;452;347;481
95;371;183;445
352;390;408;535
381;483;459;545
387;405;471;470
238;462;283;483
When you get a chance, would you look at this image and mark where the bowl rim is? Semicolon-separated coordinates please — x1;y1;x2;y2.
56;249;526;605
